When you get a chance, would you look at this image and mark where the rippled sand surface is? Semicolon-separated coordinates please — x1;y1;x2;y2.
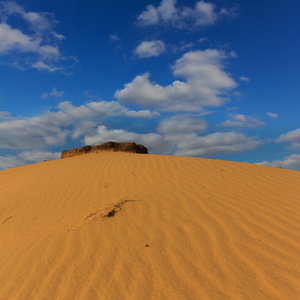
0;153;299;299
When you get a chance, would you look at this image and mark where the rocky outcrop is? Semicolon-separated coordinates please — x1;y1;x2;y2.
61;141;148;159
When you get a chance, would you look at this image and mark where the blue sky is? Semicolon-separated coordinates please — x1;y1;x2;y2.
0;0;300;170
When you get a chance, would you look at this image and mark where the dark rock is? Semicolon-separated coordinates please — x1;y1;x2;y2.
61;141;148;159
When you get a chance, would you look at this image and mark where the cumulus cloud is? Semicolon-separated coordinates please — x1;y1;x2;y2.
56;100;159;120
0;101;159;150
0;111;12;121
156;116;261;157
239;76;250;82
0;151;60;170
18;151;61;162
1;1;50;30
0;1;72;71
136;0;235;29
42;87;64;98
0;154;23;170
276;128;300;143
84;125;171;154
178;42;194;52
0;23;38;54
172;131;261;157
31;61;62;72
193;1;218;26
0;1;60;35
158;115;207;134
0;113;69;150
38;45;60;58
276;128;300;150
220;114;264;128
266;112;278;118
256;154;300;171
115;49;237;112
134;40;166;58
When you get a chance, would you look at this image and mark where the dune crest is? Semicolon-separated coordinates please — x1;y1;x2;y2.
0;153;299;299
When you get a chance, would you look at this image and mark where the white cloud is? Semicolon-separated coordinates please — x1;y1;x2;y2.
194;1;218;26
0;114;69;150
158;116;207;134
52;32;65;41
0;1;72;71
220;114;264;128
0;33;59;62
0;1;57;34
136;0;235;29
115;73;167;108
22;11;55;33
256;154;300;171
276;128;300;150
0;151;60;170
115;49;237;112
134;40;166;58
290;143;300;150
276;128;300;143
178;42;194;52
31;61;62;72
42;87;64;98
0;23;38;54
266;112;278;119
38;45;60;58
172;131;261;156
18;151;61;162
156;116;261;157
0;154;23;170
0;100;159;150
56;100;159;120
84;125;171;154
239;76;250;82
0;111;12;121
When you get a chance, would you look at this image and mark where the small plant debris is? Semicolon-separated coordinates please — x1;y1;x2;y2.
102;200;138;219
106;209;116;217
85;200;139;222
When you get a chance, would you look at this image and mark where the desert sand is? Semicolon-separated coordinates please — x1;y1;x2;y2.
0;152;299;299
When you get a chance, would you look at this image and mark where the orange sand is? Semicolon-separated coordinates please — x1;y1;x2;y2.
0;153;299;299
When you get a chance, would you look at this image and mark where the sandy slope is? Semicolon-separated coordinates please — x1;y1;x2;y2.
0;153;299;300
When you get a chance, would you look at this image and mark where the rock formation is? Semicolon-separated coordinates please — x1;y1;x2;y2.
61;141;148;159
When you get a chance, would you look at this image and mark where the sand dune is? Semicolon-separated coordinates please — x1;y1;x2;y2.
0;153;299;299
